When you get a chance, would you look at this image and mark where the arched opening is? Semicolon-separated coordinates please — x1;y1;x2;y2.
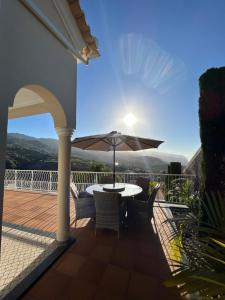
9;84;67;128
1;84;74;298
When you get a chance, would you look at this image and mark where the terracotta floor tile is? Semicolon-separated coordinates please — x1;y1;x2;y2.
94;229;119;247
130;230;152;243
100;264;130;296
22;269;72;300
111;243;134;270
150;283;182;300
127;271;158;300
75;258;107;284
133;254;160;277
69;237;97;256
65;278;98;300
135;240;158;258
150;255;171;281
90;243;114;263
93;289;126;300
21;293;41;300
54;253;86;277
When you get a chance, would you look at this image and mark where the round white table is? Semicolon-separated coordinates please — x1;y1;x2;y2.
86;183;142;198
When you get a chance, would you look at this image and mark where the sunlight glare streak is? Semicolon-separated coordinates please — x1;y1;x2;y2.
120;33;146;75
120;34;187;94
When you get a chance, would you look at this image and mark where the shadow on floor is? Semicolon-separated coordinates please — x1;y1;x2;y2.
21;219;181;300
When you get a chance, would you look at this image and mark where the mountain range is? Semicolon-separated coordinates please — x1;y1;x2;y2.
6;133;188;172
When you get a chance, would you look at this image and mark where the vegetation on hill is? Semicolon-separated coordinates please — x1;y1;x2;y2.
6;143;113;172
5;133;183;172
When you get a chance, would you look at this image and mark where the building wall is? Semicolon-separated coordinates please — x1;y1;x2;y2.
0;0;78;128
32;0;86;50
0;0;87;252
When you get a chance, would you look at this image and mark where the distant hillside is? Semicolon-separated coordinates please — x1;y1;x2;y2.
7;134;56;155
6;133;188;172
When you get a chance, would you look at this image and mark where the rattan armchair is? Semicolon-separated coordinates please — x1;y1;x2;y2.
128;184;160;227
70;183;95;227
93;191;122;239
134;177;151;202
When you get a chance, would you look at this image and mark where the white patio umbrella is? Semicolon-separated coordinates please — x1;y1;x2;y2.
71;131;163;187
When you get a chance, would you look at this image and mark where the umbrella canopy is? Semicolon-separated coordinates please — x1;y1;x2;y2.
71;131;163;186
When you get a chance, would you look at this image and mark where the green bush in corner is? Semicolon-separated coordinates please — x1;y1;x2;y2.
164;192;225;299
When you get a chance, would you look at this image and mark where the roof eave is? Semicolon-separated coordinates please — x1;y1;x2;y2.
67;0;100;62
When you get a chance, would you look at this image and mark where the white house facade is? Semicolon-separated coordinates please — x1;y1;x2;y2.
0;0;99;252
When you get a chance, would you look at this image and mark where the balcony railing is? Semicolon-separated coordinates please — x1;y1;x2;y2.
4;169;196;204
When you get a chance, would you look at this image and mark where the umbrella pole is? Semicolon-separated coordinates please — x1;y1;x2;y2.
113;145;116;187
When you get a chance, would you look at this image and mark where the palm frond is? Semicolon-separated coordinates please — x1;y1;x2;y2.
211;238;225;248
191;272;225;288
164;191;225;299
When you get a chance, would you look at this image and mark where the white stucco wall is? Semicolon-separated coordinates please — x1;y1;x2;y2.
0;0;78;128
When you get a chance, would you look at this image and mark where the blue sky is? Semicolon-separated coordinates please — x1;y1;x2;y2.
8;0;225;159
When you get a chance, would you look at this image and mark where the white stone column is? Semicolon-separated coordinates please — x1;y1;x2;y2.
56;127;74;243
0;105;9;254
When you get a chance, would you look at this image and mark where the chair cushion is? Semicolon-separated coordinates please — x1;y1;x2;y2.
75;198;95;220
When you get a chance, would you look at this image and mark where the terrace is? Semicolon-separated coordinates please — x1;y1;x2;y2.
2;1;223;300
1;170;194;299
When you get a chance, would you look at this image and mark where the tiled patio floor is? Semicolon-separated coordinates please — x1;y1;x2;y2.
0;191;62;298
2;190;181;299
3;190;75;232
1;190;65;299
22;222;181;300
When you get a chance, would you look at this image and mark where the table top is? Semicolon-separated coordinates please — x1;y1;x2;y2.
86;183;143;197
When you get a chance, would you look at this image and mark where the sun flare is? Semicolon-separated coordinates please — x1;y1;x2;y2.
123;113;137;127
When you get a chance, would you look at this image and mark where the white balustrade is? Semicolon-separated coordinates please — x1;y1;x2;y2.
4;169;196;204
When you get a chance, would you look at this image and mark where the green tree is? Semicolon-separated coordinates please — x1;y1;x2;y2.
90;161;111;172
199;67;225;197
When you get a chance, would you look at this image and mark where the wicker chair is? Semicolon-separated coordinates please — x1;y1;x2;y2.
134;177;151;202
93;191;122;239
146;184;160;221
70;183;95;227
98;175;114;184
128;184;160;227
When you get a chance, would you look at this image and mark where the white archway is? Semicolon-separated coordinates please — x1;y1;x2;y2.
10;84;68;128
0;84;74;252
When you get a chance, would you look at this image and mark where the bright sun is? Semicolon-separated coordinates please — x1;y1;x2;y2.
123;113;137;127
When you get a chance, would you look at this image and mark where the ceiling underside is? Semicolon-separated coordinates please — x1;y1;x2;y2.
8;88;48;119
